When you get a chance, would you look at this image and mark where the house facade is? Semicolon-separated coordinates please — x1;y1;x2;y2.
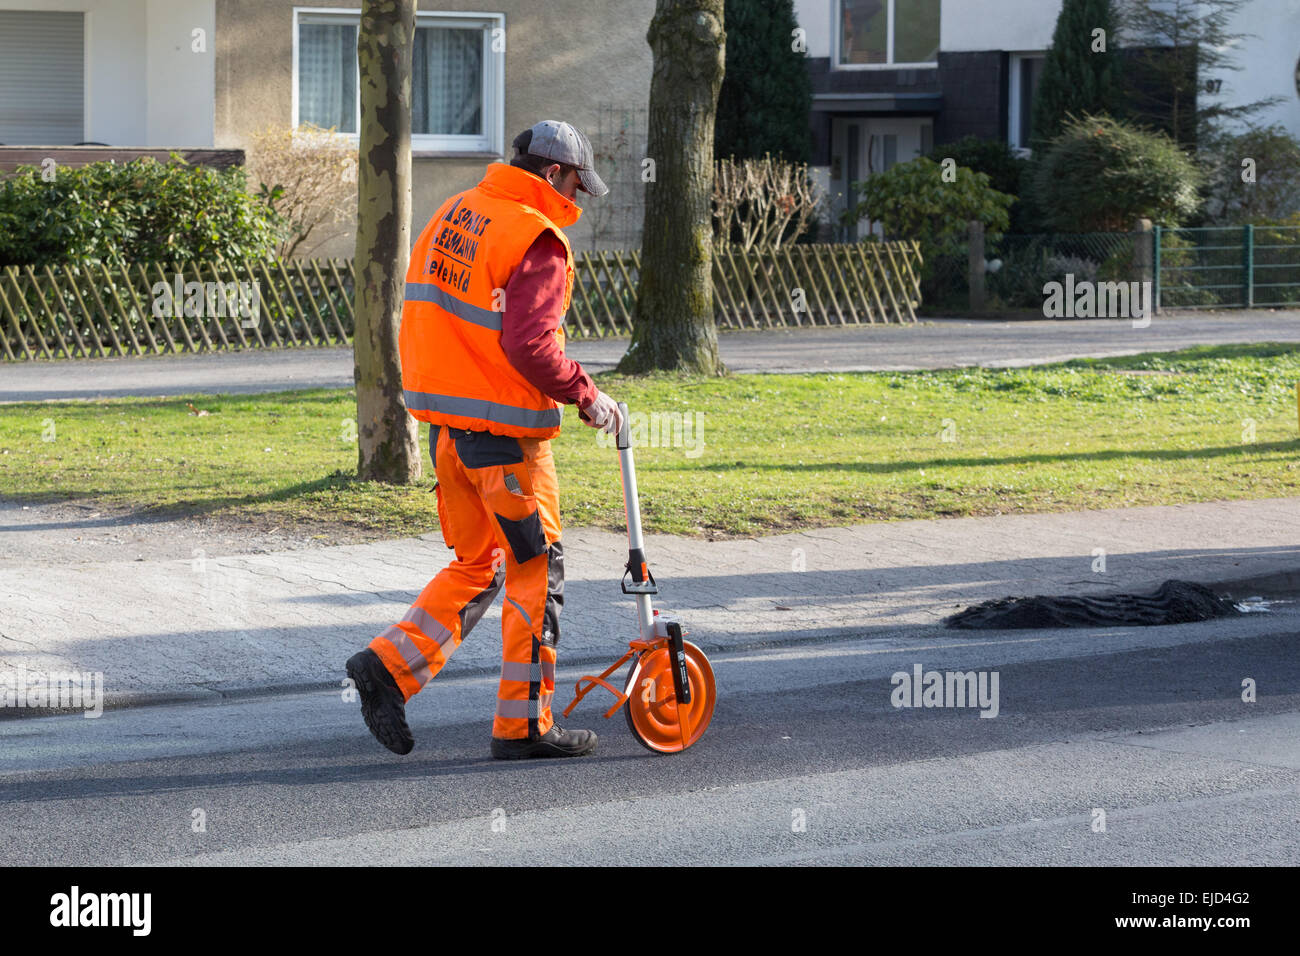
4;0;1298;252
0;0;655;253
795;0;1300;238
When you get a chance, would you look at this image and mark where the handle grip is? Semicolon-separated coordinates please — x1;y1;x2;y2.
616;401;631;450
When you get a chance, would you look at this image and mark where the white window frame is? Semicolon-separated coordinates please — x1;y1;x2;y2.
1007;51;1046;155
833;0;940;71
291;6;505;155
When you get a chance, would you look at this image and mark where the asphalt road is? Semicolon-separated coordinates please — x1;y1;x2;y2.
4;608;1297;866
3;311;1298;402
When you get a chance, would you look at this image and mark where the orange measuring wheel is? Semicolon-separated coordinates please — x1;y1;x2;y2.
561;401;718;755
624;640;716;753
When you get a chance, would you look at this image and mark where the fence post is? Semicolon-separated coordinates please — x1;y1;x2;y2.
1133;218;1153;288
1243;223;1254;308
1153;224;1162;314
968;220;985;312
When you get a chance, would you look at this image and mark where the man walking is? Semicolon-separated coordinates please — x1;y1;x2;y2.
346;120;623;759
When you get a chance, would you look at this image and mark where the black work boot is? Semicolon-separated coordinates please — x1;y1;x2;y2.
490;724;598;760
346;649;415;755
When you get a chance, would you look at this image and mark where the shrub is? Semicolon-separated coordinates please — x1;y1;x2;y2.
1200;124;1300;226
843;157;1012;307
985;247;1099;309
247;124;358;257
987;248;1061;308
984;235;1135;309
928;136;1027;201
928;136;1033;232
1028;113;1203;231
712;153;824;250
0;155;285;267
843;156;1013;260
1044;254;1099;286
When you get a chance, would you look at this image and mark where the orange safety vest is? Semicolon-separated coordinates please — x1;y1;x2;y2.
399;162;581;439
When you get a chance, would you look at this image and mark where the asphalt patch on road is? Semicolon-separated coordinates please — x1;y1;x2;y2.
945;579;1242;630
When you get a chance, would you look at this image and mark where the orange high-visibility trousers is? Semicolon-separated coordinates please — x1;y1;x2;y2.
367;423;564;740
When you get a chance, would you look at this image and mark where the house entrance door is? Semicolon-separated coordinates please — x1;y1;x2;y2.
835;117;932;240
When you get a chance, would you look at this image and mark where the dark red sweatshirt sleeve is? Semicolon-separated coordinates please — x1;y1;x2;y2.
501;230;599;409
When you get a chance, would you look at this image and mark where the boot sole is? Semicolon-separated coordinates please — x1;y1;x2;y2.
490;735;598;760
346;652;414;756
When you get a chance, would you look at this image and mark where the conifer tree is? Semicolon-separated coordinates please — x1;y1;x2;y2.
1031;0;1121;147
713;0;811;162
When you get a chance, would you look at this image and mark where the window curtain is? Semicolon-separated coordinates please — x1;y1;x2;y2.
299;23;357;132
412;27;483;136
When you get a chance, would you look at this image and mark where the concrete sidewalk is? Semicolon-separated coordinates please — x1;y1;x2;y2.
2;496;1297;712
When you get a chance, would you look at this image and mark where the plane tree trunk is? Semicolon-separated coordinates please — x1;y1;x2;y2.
353;0;421;482
617;0;727;375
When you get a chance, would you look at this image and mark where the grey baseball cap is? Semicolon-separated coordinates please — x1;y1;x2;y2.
522;119;608;198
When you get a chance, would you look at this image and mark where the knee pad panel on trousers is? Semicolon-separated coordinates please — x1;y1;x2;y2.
495;509;548;564
543;542;563;647
460;566;505;636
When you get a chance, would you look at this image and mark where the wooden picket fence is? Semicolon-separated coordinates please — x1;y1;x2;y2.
0;241;921;360
0;258;356;360
569;241;922;336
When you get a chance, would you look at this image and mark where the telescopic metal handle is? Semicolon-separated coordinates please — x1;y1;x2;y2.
615;401;656;641
616;402;641;548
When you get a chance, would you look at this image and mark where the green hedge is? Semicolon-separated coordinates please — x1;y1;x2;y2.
0;155;285;268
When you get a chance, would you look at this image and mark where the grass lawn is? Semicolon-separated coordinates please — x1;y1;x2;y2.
1;342;1298;539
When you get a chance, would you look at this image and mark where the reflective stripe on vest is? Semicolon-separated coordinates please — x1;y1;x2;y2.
404;281;502;331
403;389;562;431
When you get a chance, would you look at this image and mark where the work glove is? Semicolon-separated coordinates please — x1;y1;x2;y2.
580;389;623;436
